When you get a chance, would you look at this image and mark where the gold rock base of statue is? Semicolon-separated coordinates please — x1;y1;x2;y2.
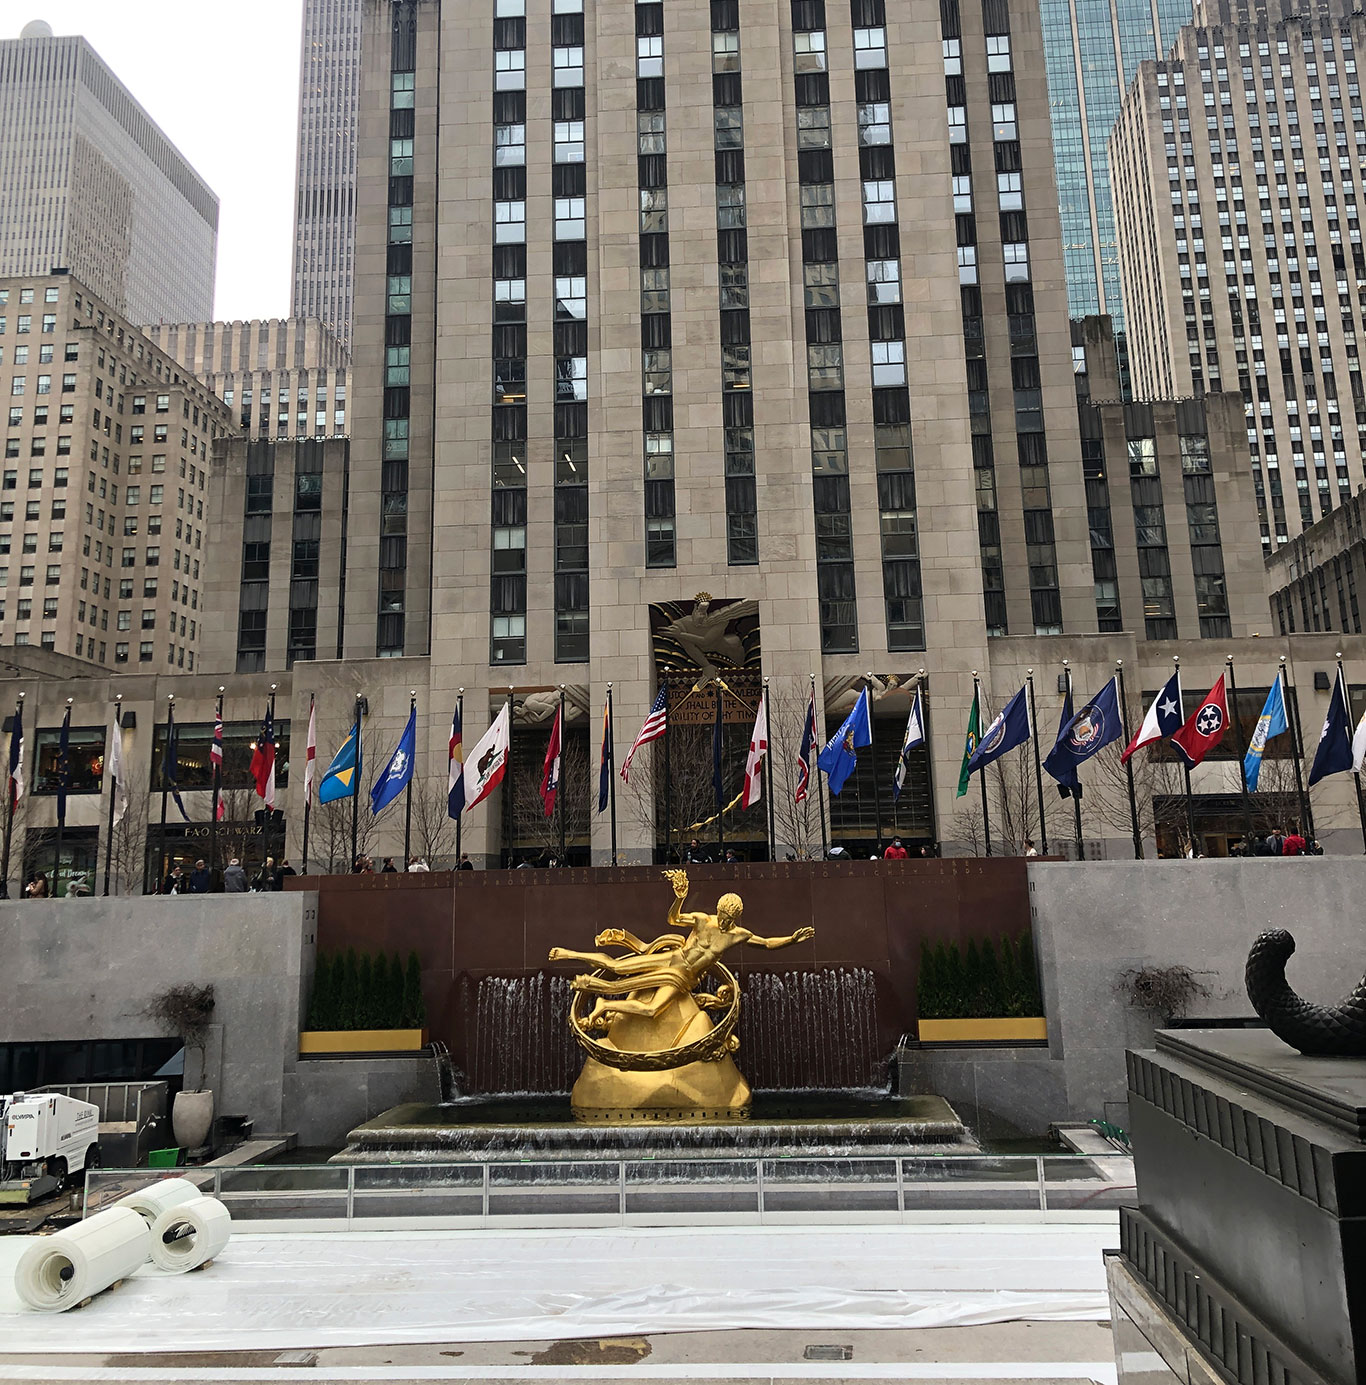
569;992;752;1121
549;869;814;1124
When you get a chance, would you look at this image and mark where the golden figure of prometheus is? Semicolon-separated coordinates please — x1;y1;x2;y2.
548;869;815;1119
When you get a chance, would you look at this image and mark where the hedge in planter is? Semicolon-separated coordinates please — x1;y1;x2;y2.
302;949;426;1050
917;932;1044;1040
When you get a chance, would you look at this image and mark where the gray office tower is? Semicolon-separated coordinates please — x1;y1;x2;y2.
290;0;361;347
0;22;218;325
1040;0;1193;325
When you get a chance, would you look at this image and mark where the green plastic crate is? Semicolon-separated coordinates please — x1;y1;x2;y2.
148;1147;181;1168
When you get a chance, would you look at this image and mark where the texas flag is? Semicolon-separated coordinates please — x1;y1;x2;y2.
1121;670;1184;764
1170;674;1229;769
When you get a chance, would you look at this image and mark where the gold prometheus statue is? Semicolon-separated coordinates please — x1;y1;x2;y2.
548;869;815;1121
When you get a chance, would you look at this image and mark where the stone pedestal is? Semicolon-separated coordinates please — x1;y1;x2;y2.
1111;1029;1365;1385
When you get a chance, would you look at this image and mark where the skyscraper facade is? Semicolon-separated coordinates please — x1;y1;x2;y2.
0;25;218;326
1039;0;1193;326
291;0;362;347
1111;0;1366;549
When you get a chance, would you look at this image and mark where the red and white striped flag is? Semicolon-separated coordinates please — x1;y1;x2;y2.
620;687;667;783
210;711;223;770
303;695;317;802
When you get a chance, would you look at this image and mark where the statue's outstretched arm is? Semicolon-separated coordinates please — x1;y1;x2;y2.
746;926;816;949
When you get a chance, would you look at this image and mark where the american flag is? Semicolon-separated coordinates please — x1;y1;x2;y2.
795;687;817;804
620;687;667;783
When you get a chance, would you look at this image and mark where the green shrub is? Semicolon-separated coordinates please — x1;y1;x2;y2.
305;953;332;1030
916;930;1042;1021
389;951;405;1029
369;953;389;1029
402;951;425;1028
337;948;359;1030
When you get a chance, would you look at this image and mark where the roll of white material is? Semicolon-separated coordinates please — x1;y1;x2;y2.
112;1176;202;1228
147;1195;231;1274
14;1206;150;1312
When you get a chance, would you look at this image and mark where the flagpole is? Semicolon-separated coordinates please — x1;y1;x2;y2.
300;692;312;877
0;692;21;900
662;673;672;864
1062;661;1083;855
557;685;567;865
455;689;464;866
973;673;991;856
1280;655;1313;840
607;684;618;866
1114;660;1143;859
1025;670;1048;855
714;680;725;861
763;678;776;861
1225;655;1255;850
103;696;121;896
268;684;278;872
53;699;71;895
1173;655;1197;856
210;687;224;882
157;694;173;893
812;676;829;859
350;692;363;868
403;690;416;869
1335;653;1366;853
918;670;939;856
504;686;515;868
865;672;884;855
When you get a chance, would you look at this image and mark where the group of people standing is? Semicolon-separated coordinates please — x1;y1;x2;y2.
162;856;297;894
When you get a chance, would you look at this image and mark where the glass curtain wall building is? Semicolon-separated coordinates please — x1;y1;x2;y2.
1040;0;1193;327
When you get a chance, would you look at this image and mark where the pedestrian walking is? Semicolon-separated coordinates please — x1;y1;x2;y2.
223;858;248;893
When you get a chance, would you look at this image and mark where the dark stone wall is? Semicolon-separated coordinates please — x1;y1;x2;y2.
293;859;1034;1087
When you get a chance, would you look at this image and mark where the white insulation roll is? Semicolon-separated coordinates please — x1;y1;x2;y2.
15;1206;151;1312
148;1195;231;1274
112;1176;202;1228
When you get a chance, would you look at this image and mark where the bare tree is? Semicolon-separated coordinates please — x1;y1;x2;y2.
410;775;457;868
107;773;152;895
984;746;1040;855
949;799;984;856
510;730;591;862
767;681;824;859
302;721;388;873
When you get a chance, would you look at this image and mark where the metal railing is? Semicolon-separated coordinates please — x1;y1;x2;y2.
84;1152;1134;1230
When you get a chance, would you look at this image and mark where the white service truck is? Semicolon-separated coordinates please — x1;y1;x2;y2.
0;1092;101;1203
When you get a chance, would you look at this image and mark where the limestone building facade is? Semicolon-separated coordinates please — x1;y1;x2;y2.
292;0;363;346
145;318;350;442
0;26;218;326
1110;0;1366;549
0;271;233;672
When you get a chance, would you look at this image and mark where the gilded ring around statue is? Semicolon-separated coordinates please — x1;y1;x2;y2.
568;964;742;1071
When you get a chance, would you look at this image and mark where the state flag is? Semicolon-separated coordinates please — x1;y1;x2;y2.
371;705;417;815
966;685;1031;775
893;690;925;802
447;703;466;819
817;688;871;796
540;704;562;818
1244;674;1288;792
1309;668;1354;787
1171;674;1228;769
1044;676;1123;794
466;703;511;812
1121;670;1185;764
742;694;768;810
795;687;817;804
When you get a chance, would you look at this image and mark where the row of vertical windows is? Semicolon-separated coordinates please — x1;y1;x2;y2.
793;0;856;653
554;0;590;660
852;0;921;652
491;0;528;663
638;0;675;569
713;0;758;567
380;4;417;658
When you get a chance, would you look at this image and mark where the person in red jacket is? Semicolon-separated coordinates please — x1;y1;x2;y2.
883;838;909;859
1281;823;1306;856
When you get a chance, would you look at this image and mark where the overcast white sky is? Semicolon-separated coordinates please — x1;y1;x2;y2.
15;2;305;321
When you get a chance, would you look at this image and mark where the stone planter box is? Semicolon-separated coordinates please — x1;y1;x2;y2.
916;1017;1047;1044
299;1029;428;1055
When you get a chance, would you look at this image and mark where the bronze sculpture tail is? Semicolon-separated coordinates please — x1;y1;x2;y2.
1245;928;1366;1056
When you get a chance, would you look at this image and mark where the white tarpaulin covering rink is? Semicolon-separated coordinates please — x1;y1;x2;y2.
0;1223;1114;1354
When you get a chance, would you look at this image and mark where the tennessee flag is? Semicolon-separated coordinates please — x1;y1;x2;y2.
1171;675;1228;769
